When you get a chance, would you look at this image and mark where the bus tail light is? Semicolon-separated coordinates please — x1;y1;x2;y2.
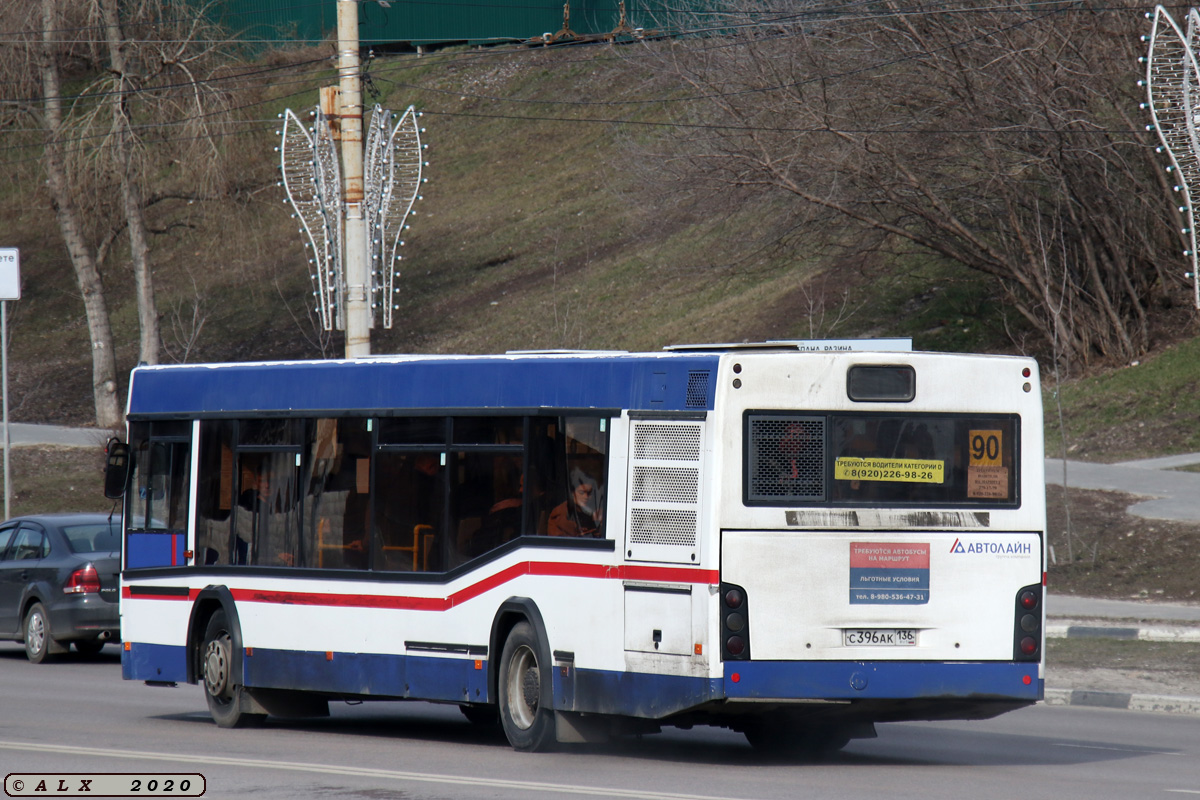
720;582;751;661
1013;583;1042;661
64;565;102;594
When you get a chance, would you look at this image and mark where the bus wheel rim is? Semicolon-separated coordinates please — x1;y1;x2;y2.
204;635;231;699
507;645;539;729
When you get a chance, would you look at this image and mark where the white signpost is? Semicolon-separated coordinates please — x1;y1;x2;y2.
0;248;20;520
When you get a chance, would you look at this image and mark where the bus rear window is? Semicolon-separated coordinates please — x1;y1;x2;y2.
745;412;1019;507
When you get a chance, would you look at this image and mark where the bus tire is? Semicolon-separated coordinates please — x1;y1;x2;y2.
498;621;556;752
201;610;265;729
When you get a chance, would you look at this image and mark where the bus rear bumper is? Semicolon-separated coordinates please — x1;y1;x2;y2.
724;661;1043;702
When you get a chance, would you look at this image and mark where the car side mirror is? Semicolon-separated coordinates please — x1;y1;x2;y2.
104;439;131;500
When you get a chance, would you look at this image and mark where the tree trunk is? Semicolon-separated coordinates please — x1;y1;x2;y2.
98;0;160;365
40;0;121;428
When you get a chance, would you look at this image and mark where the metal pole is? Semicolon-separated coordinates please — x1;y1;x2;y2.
337;0;370;358
3;300;10;520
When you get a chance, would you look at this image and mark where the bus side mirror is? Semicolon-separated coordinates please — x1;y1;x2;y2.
104;439;131;500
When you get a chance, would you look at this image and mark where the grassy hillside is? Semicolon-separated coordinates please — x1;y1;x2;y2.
2;40;1198;458
1045;337;1200;463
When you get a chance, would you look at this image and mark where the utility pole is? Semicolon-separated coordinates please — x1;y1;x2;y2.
337;0;370;357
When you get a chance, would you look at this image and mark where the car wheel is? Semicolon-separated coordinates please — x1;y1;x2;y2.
201;610;265;728
23;602;65;664
74;640;106;656
497;621;555;752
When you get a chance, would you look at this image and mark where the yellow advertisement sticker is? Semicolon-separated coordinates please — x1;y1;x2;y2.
834;458;945;484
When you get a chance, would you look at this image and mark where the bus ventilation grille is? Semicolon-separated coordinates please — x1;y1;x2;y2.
747;415;826;502
629;509;697;547
627;421;703;560
632;465;699;504
685;371;711;408
632;424;701;461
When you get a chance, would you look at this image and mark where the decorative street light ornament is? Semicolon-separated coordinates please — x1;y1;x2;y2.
280;107;345;330
280;103;425;330
364;105;424;330
1145;5;1200;309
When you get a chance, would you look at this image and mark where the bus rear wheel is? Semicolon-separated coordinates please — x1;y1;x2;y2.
201;610;265;729
498;621;556;752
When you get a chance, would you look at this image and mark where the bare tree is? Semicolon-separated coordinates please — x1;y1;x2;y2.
35;0;121;427
72;0;246;365
0;0;252;423
95;0;159;365
637;0;1187;367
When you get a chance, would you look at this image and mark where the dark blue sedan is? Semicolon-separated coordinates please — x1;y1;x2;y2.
0;513;121;663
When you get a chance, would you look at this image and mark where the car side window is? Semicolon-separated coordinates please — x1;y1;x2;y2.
0;527;14;560
10;529;46;560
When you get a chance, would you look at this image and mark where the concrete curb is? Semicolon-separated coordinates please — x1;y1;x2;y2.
1044;688;1200;715
1046;622;1200;643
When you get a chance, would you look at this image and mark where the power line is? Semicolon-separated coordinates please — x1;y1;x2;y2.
0;0;1139;163
419;106;1146;137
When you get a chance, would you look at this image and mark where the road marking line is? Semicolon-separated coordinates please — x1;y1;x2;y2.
1164;790;1200;795
1054;743;1180;756
0;740;744;800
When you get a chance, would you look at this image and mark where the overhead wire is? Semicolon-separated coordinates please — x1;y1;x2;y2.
0;0;1144;168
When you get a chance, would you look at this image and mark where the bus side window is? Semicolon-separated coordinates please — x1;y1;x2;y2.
374;450;445;572
305;418;371;570
237;451;301;568
526;418;559;536
544;417;608;539
449;452;522;566
195;421;234;565
127;423;191;534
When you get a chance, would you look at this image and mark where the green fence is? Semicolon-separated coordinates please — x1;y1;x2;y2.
209;0;699;48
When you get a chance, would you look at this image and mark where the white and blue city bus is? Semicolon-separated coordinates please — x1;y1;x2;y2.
108;341;1046;753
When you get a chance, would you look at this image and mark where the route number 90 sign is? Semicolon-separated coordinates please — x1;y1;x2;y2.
969;430;1003;467
967;429;1008;499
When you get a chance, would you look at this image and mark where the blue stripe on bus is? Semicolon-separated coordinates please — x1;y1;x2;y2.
121;642;721;717
242;648;489;703
724;661;1042;702
126;532;186;570
122;644;1040;714
564;667;723;718
127;355;721;416
123;642;188;683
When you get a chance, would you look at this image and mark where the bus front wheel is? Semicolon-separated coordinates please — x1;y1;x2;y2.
201;610;265;729
498;621;555;752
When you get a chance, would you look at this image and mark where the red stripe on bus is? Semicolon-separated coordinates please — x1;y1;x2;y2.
122;561;718;611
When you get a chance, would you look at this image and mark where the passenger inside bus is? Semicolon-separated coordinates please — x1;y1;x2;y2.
548;469;603;537
236;457;299;567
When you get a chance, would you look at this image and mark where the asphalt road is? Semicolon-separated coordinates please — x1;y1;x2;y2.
1;643;1197;800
